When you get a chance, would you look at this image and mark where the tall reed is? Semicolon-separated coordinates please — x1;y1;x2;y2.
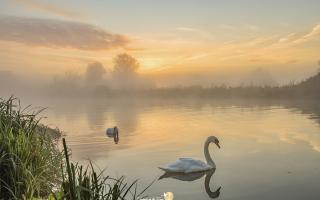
50;138;152;200
0;97;63;199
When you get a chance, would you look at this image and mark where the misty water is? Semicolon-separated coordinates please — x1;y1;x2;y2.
30;98;320;199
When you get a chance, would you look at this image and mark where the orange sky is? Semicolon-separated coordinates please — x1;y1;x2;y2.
0;0;320;85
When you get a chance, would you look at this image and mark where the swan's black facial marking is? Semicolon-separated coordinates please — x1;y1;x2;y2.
215;138;221;148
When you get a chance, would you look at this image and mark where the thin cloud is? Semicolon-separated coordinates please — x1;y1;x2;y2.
167;24;320;65
294;24;320;44
11;0;84;19
184;53;211;61
246;36;278;47
243;24;259;32
303;24;320;39
0;15;130;50
175;27;214;40
278;33;298;43
175;27;200;32
219;24;235;30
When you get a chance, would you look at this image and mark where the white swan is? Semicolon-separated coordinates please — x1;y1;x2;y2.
159;136;220;173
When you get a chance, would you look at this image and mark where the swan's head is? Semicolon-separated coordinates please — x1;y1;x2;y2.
207;136;220;148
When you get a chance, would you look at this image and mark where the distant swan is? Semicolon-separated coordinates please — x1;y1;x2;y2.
106;126;119;144
159;136;220;173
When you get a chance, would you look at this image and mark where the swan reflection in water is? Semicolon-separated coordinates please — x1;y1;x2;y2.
106;126;119;144
159;168;221;199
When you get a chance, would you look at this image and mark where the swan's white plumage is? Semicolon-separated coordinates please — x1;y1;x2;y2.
160;157;213;173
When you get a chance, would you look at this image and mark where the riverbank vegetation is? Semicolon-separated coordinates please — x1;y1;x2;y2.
0;97;149;199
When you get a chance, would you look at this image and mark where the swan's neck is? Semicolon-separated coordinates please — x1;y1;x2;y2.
204;139;215;167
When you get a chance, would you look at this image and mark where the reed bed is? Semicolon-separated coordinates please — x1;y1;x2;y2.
0;97;151;200
0;97;62;199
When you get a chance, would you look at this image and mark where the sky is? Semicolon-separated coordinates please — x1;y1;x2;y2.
0;0;320;86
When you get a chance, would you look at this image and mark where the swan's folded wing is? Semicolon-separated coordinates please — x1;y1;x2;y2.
179;158;211;173
159;159;187;173
179;158;202;162
160;158;212;173
181;158;213;172
179;158;207;167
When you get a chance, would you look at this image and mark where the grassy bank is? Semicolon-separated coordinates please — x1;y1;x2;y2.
0;97;149;200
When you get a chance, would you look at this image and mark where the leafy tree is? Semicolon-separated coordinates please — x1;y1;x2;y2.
113;53;139;76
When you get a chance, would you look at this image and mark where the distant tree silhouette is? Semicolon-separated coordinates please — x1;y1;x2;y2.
85;62;106;84
112;53;140;89
113;53;139;75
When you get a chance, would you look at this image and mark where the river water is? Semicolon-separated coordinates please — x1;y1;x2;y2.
32;98;320;200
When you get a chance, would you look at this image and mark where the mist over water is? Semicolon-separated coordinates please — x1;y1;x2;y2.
1;55;320;99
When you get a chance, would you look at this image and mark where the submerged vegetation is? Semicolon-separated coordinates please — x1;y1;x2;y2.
0;97;150;199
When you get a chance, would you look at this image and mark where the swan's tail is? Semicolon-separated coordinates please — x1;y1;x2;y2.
158;172;168;180
159;167;173;173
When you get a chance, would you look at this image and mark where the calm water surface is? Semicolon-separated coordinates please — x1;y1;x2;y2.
33;98;320;199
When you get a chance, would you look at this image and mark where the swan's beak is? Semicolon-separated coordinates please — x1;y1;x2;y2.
216;143;221;148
